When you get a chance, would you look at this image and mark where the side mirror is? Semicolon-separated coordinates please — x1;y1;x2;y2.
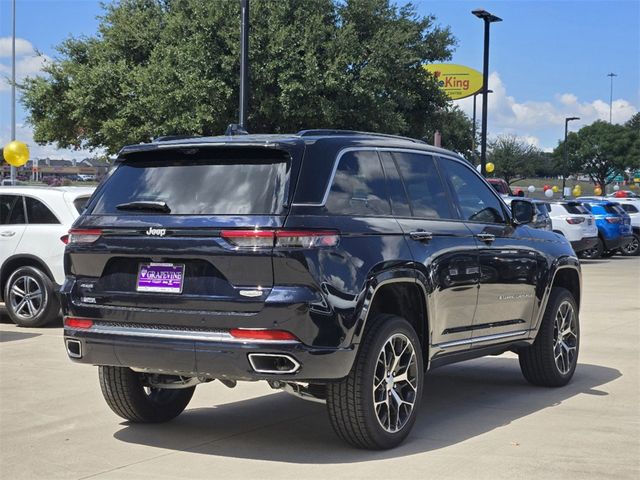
511;199;536;225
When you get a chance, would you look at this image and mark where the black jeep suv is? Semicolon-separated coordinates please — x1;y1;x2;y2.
62;130;581;449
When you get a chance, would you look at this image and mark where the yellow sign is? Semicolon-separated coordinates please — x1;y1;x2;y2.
425;64;484;100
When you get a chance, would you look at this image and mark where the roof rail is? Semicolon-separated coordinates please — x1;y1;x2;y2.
153;134;202;143
296;129;426;144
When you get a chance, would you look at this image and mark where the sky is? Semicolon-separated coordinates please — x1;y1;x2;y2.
0;0;638;159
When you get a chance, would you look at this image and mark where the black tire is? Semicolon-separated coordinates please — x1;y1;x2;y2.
620;233;640;256
4;266;59;327
98;366;195;422
579;238;603;259
326;314;424;449
519;287;579;387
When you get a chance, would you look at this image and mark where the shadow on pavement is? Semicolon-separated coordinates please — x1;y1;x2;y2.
113;357;621;463
0;309;63;328
0;330;41;342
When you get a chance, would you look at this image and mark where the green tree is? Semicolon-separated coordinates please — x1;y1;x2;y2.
426;105;474;160
558;120;636;188
21;0;456;155
487;134;540;184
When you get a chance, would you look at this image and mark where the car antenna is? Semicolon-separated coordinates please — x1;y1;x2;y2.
225;124;249;136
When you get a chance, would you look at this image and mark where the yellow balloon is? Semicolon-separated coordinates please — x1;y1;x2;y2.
594;187;602;196
552;185;559;193
486;162;495;173
3;140;30;167
572;186;582;197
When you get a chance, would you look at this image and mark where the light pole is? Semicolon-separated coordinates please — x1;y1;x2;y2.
472;89;493;160
562;116;580;198
472;9;502;176
10;0;17;185
607;72;617;123
239;0;249;129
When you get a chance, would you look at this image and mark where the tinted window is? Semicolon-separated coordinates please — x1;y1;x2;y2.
0;195;26;225
535;204;548;215
379;154;411;217
563;203;589;214
325;150;390;216
25;197;59;224
621;204;639;214
388;152;453;219
439;158;506;224
604;205;621;215
91;149;289;215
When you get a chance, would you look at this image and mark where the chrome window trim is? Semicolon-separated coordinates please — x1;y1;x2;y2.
291;147;467;207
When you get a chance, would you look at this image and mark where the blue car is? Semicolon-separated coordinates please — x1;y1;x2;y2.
577;198;633;258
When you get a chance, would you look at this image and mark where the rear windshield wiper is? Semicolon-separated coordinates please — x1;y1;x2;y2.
115;201;171;213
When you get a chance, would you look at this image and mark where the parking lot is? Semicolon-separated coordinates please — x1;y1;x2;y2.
0;257;638;479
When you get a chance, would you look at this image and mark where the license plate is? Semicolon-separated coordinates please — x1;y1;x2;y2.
136;263;184;293
588;218;592;225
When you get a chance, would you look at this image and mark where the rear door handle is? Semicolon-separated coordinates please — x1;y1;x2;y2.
409;231;433;242
0;231;16;237
475;233;495;243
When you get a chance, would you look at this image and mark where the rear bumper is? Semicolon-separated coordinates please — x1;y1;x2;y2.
603;235;633;251
63;324;357;382
570;236;598;253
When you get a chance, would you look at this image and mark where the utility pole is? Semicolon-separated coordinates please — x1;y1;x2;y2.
239;0;249;129
607;73;617;124
10;0;17;185
562;117;579;198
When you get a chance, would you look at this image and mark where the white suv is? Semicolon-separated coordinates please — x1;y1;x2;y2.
547;201;598;254
0;186;95;326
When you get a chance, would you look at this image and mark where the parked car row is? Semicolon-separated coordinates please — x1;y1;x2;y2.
503;195;638;259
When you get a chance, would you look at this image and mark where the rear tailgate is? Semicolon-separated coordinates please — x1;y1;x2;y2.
65;145;299;326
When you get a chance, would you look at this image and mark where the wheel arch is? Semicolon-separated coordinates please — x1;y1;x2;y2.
0;255;56;301
531;257;581;335
350;268;430;366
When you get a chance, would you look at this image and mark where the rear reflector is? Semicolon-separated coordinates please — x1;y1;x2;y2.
64;317;94;329
60;234;70;245
229;328;298;341
565;217;585;224
220;229;339;249
68;229;102;244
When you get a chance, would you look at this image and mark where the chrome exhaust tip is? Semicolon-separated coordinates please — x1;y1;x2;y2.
248;353;300;374
65;339;82;359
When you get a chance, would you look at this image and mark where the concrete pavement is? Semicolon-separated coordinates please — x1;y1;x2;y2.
1;257;638;479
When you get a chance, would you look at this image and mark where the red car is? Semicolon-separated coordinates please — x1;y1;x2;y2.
486;178;513;196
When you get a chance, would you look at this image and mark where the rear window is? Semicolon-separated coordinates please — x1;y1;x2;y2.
621;204;639;214
90;149;290;215
604;205;621;215
563;203;589;214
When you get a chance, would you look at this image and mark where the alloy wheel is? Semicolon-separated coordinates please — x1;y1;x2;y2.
553;301;578;374
372;333;418;433
622;236;639;255
8;275;44;320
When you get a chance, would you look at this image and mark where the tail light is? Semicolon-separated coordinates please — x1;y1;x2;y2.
221;229;339;249
64;317;94;329
220;230;275;248
605;217;621;224
275;230;339;248
68;228;102;244
229;328;298;341
60;234;69;244
565;217;585;224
